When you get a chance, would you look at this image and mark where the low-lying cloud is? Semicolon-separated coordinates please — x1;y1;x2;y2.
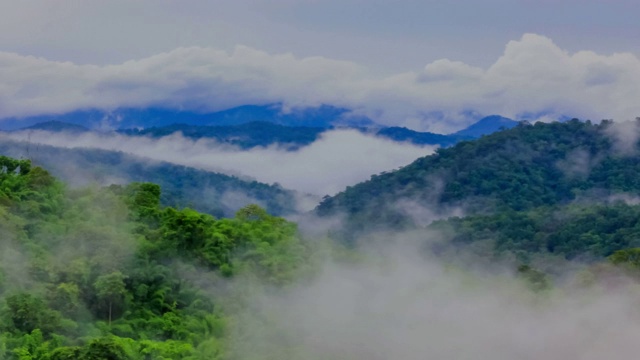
228;238;640;360
1;34;639;132
1;130;434;196
604;119;640;155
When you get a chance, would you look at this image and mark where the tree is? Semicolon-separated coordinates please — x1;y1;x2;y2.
49;347;83;360
48;282;81;318
609;248;640;271
2;293;61;335
94;272;128;326
235;204;269;221
81;337;127;360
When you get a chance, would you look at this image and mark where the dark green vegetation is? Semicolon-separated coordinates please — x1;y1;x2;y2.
0;139;298;217
6;118;640;358
433;203;640;261
0;156;310;359
318;119;640;259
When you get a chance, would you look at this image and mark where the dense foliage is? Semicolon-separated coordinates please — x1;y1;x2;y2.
0;158;310;359
431;202;640;261
5;118;640;358
318;119;640;247
0;140;298;217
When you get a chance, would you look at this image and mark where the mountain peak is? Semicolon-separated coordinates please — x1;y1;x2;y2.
453;115;518;137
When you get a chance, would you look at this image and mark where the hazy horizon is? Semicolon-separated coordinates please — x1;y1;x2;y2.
1;1;639;132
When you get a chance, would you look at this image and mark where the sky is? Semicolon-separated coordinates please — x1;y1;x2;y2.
0;1;639;131
5;4;640;358
1;0;639;72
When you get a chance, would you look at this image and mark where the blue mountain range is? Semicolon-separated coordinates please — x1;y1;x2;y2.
0;104;374;130
453;115;518;137
1;104;526;148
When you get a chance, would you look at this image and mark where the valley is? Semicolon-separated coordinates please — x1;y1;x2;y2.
2;118;640;359
2;3;639;357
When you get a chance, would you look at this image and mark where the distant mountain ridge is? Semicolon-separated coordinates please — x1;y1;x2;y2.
453;115;519;137
0;103;520;136
9;116;520;150
376;126;474;147
0;104;375;130
118;121;326;150
22;120;90;133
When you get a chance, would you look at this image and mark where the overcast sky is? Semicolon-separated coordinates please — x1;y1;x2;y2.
1;0;638;72
1;1;639;131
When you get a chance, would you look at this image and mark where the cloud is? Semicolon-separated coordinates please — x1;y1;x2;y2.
226;237;640;360
604;119;640;155
1;34;639;132
556;148;599;179
2;0;638;73
1;130;434;196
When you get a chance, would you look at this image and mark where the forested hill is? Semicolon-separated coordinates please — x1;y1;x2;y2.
3;140;640;358
316;119;640;251
120;122;475;148
0;156;310;358
12;120;478;149
0;139;299;217
10;113;517;150
0;105;372;130
118;122;326;150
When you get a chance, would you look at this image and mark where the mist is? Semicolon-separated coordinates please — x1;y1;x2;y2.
4;124;640;359
605;119;640;155
1;129;435;196
225;235;640;360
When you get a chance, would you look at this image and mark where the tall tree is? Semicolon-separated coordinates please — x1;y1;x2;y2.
94;272;127;326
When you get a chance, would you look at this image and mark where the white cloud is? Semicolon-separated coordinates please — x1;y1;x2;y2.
604;119;640;155
1;130;434;196
2;0;639;73
227;239;640;360
1;34;639;132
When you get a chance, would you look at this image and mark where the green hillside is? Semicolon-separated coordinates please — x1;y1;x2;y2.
0;156;310;359
0;139;298;217
317;119;640;257
2;131;640;358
